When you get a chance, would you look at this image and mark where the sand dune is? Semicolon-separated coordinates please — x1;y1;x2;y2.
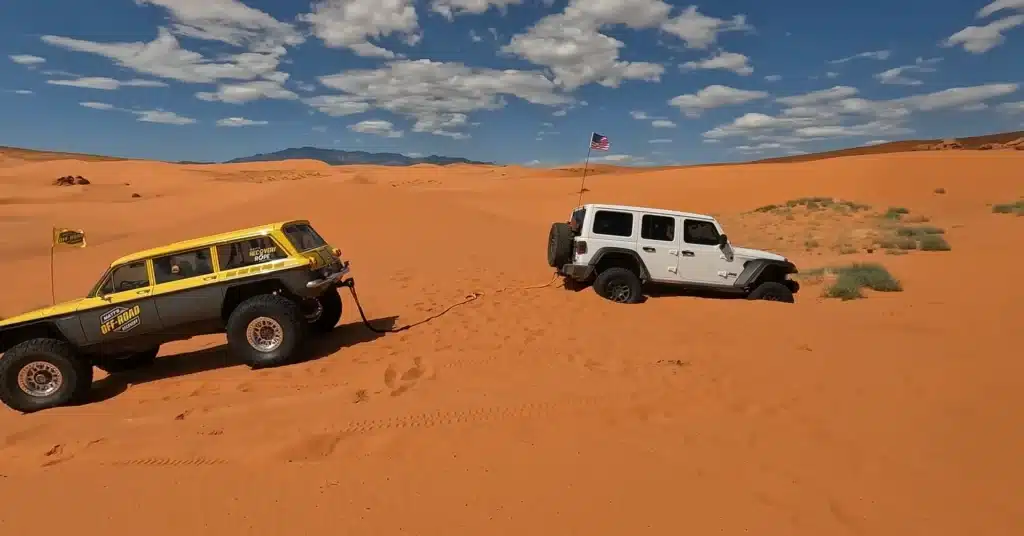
0;147;1021;536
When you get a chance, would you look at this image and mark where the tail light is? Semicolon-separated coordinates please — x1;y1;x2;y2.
575;240;587;255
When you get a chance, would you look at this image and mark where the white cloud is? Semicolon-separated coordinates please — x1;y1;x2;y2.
875;57;941;86
776;85;858;107
46;76;167;90
304;95;372;116
135;0;304;51
998;101;1024;112
80;101;116;110
315;59;569;138
216;117;269;127
681;51;752;75
661;6;751;49
596;154;632;162
470;30;483;42
134;109;196;125
943;14;1024;53
703;83;1018;144
13;90;33;95
978;0;1024;18
431;0;523;20
553;110;567;116
863;139;889;146
825;71;839;79
196;80;298;103
295;81;317;92
10;54;45;65
652;119;676;128
649;139;672;143
828;50;891;64
299;0;419;58
349;119;403;138
764;74;782;82
630;111;650;120
669;85;769;117
41;28;286;84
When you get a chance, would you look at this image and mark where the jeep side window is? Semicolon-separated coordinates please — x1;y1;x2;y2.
99;260;150;294
217;237;286;270
592;210;633;237
153;248;215;284
641;214;675;242
283;223;326;252
683;219;720;246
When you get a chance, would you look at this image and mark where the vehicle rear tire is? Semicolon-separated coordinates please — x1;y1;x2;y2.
593;267;643;304
94;346;159;374
226;294;307;369
304;288;343;334
747;281;795;303
547;222;573;268
0;338;93;413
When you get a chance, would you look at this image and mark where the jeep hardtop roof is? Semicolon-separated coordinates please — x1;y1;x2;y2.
109;219;312;266
578;203;715;222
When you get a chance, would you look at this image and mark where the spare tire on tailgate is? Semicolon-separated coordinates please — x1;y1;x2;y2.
547;222;573;268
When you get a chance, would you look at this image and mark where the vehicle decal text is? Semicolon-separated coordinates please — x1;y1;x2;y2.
249;246;277;263
100;305;142;335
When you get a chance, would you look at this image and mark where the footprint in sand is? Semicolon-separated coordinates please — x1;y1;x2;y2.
383;357;434;397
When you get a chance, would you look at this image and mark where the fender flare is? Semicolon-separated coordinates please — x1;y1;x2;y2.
590;247;651;279
734;258;798;289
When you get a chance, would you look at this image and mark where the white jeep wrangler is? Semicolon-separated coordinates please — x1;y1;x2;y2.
547;203;800;304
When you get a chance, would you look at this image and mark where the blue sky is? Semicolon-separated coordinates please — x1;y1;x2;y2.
2;0;1024;166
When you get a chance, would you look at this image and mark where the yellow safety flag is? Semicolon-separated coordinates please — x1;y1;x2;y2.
52;227;87;248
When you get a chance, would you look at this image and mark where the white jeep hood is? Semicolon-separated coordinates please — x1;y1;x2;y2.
729;245;787;263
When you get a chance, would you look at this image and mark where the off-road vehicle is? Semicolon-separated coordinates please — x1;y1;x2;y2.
547;203;799;304
0;219;351;413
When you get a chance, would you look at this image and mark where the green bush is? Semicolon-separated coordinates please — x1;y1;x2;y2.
823;263;903;301
992;200;1024;215
883;207;911;220
895;225;945;237
918;234;951;251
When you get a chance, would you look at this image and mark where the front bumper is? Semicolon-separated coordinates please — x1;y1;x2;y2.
560;263;594;281
307;260;351;291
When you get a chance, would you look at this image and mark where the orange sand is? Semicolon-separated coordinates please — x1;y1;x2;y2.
0;150;1021;535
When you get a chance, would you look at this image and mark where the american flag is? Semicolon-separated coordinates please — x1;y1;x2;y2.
590;132;610;151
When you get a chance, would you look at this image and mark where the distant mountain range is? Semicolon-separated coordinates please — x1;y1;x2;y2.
222;147;493;166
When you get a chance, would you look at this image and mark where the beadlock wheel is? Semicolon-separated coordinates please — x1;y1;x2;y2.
16;361;64;398
246;316;285;352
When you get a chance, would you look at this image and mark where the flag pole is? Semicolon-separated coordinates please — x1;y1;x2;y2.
49;227;56;305
576;132;594;207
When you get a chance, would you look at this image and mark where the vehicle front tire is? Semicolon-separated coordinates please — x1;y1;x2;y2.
304;288;343;334
747;281;795;303
547;222;573;268
0;338;93;413
593;267;644;304
226;294;307;369
94;346;159;374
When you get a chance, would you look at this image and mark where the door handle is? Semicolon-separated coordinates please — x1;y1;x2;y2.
201;275;216;281
681;250;695;257
642;246;656;252
136;289;151;295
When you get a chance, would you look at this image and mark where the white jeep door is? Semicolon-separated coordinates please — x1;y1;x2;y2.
636;213;683;283
677;218;735;287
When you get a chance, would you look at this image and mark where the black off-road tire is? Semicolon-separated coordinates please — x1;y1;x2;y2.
547;222;573;268
94;346;159;374
593;267;644;304
226;294;307;369
747;281;795;303
0;338;93;413
306;288;343;334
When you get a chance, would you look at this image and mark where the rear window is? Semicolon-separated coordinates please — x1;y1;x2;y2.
283;223;327;252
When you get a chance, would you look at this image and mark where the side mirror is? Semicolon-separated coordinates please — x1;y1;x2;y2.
718;234;729;247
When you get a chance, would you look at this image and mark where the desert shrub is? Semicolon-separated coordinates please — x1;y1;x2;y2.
883;207;911;220
895;225;945;237
934;187;946;194
804;239;820;249
992;200;1024;215
823;263;903;301
754;204;780;213
838;246;858;255
877;236;917;250
918;234;952;251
